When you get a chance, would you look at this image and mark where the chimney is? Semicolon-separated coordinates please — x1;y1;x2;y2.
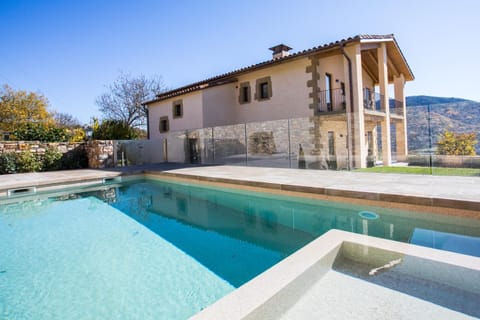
269;44;292;59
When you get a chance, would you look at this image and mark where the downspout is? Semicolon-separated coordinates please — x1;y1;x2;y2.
145;105;150;139
340;44;354;170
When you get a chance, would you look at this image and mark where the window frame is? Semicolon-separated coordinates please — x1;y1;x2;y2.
238;82;251;104
172;100;183;119
255;76;272;101
159;116;169;133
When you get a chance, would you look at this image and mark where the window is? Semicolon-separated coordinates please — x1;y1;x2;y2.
328;131;335;156
172;100;183;118
159;116;169;133
325;73;333;111
255;76;272;101
238;82;251;104
260;82;269;99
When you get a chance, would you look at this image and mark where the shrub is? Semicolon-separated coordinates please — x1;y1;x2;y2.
13;123;68;142
0;152;17;174
68;128;86;142
42;148;63;171
16;150;42;173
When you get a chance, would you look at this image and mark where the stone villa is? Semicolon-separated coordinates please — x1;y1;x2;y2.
144;34;414;169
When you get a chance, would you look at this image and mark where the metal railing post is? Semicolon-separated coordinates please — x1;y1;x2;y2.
244;123;248;166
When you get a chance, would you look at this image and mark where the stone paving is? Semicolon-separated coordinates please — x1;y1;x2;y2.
0;163;479;212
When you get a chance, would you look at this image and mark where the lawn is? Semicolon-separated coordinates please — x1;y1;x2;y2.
356;166;480;176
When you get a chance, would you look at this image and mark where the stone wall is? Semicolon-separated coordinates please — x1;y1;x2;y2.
0;141;117;169
0;141;85;155
86;140;115;169
408;154;480;168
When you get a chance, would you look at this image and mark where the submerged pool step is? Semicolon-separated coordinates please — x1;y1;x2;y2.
7;186;37;198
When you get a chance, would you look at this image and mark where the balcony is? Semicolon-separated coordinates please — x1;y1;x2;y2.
363;88;404;116
318;88;346;113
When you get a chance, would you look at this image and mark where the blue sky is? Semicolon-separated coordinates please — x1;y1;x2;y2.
1;0;479;124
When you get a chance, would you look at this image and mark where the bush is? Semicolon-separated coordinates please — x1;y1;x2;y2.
0;152;17;174
42;148;63;171
13;123;68;142
16;151;42;173
0;146;89;175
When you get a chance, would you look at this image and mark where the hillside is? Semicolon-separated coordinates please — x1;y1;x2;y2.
406;96;480;153
406;95;469;106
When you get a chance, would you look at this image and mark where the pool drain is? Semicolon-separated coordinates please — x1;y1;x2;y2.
358;211;379;220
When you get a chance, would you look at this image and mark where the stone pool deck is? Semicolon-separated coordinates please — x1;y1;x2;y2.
0;163;479;214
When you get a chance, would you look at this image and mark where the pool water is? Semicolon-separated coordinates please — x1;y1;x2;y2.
1;177;479;319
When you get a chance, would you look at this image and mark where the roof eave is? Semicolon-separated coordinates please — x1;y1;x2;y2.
146;34;412;104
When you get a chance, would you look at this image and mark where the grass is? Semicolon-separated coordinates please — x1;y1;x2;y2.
356;166;480;176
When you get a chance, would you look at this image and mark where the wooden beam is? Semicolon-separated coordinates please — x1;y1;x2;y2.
361;43;380;51
362;61;378;84
387;54;400;77
363;51;379;83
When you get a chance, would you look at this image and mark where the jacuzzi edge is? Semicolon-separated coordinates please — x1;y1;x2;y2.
189;229;480;320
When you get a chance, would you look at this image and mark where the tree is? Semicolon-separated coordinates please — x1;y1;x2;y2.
92;119;138;140
437;130;477;156
52;111;85;142
96;73;165;129
0;84;54;132
53;111;81;128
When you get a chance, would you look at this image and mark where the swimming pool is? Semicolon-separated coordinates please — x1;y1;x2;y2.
1;176;479;319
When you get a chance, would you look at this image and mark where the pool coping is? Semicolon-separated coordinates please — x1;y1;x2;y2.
0;169;126;199
190;229;480;320
1;165;479;216
144;169;480;213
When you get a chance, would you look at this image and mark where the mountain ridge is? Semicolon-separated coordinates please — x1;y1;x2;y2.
405;95;480;153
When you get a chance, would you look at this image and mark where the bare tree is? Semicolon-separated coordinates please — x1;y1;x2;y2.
53;111;81;128
96;73;165;128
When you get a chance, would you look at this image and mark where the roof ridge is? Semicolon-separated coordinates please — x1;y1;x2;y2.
147;34;396;103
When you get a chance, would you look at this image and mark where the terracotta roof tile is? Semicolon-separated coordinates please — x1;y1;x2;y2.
144;34;405;104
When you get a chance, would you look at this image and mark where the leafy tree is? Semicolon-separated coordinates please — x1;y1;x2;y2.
0;84;54;132
92;119;138;140
437;130;477;156
96;73;165;129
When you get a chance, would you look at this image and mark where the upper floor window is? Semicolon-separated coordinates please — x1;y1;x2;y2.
172;100;183;118
260;82;269;99
255;76;272;101
325;73;333;111
238;82;251;104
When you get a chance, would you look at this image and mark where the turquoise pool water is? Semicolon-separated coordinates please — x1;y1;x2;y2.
1;177;479;319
